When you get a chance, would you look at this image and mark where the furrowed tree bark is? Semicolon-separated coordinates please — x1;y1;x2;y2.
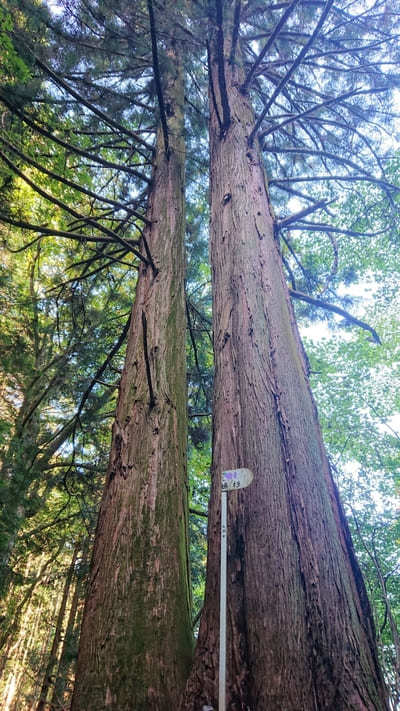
71;39;192;711
181;6;388;710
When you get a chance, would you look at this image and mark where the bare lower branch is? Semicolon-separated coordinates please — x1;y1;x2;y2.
215;0;231;135
75;314;131;424
277;199;331;228
189;507;208;518
0;214;138;246
241;0;301;93
249;0;335;144
147;0;169;156
289;288;381;344
142;311;156;409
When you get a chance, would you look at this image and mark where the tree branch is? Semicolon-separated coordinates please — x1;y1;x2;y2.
186;300;209;402
0;92;151;185
75;314;131;424
215;0;231;136
147;0;169;156
241;0;301;94
0;136;149;222
0;152;150;263
269;174;400;193
142;311;156;409
248;0;335;144
277;199;331;228
288;288;381;344
32;54;154;152
0;214;138;246
189;507;208;518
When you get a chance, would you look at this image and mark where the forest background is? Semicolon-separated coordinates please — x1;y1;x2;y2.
0;0;399;709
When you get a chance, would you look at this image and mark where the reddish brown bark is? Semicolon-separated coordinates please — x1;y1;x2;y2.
181;11;388;711
71;41;192;711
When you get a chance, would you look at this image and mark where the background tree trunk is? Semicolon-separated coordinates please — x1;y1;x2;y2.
36;543;79;711
49;540;89;710
71;40;192;711
182;12;388;711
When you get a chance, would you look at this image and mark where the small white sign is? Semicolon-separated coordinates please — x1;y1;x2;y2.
221;468;253;491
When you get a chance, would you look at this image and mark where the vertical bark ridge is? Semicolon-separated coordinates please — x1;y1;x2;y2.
71;40;192;711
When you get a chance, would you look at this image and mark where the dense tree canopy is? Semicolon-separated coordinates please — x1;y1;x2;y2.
0;0;399;709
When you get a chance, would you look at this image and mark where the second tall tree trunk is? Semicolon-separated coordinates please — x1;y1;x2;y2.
71;40;192;711
182;8;388;710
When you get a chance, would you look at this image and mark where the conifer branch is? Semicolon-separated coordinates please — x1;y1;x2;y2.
0;214;138;247
32;54;155;152
0;136;148;221
286;222;389;240
263;145;376;178
75;314;131;425
288;289;381;344
0;92;152;186
269;174;400;193
258;88;367;140
277;199;331;228
248;0;335;144
241;0;301;94
0;151;150;264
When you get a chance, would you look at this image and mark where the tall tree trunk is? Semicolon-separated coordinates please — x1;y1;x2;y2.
36;544;79;711
182;8;388;710
71;38;192;711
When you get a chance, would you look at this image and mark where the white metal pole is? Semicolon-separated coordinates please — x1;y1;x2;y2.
219;489;227;711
